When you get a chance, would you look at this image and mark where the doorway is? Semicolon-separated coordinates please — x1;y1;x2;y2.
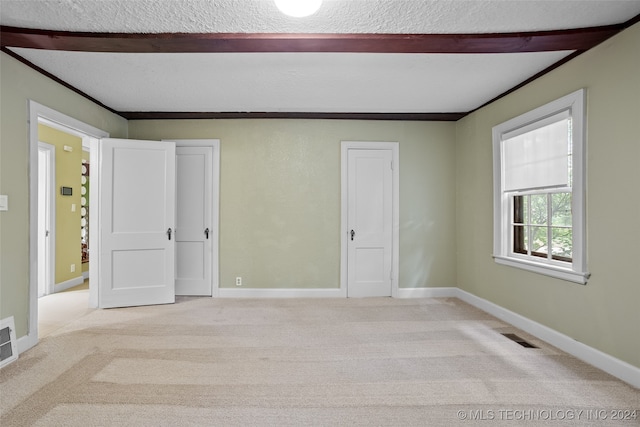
340;141;399;298
26;103;221;351
26;101;109;351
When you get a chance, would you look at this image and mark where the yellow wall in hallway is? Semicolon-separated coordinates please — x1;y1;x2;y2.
38;124;83;285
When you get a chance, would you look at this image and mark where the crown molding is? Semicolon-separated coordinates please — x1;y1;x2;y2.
119;111;465;121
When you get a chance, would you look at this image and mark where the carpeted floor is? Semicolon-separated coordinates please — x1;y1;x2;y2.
1;297;638;426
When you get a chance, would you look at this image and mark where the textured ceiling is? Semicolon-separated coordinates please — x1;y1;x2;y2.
3;0;640;33
2;1;640;116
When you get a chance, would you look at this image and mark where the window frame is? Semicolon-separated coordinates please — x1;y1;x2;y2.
492;89;589;284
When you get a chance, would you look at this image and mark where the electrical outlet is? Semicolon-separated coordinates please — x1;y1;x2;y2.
70;264;76;273
235;277;242;286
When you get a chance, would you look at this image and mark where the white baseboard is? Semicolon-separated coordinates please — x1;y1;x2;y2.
218;287;346;298
396;287;457;299
54;276;84;293
219;286;457;299
454;288;640;389
82;270;89;280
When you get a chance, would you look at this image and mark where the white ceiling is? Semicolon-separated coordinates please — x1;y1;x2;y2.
2;0;640;116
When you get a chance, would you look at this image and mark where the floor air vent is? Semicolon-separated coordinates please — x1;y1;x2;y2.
501;333;538;348
0;316;18;368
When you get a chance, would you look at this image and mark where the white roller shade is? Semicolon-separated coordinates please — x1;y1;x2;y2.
502;114;571;192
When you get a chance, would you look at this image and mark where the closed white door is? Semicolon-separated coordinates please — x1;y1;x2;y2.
347;149;393;297
98;138;176;308
175;146;213;296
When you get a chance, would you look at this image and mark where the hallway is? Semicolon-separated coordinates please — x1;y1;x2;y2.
38;280;93;338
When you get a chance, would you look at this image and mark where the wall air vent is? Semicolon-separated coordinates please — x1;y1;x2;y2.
0;316;18;368
501;332;538;348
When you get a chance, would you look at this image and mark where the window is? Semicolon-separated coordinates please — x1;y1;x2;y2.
493;89;589;284
512;192;573;263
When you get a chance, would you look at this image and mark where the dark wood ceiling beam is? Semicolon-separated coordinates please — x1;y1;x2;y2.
0;25;624;54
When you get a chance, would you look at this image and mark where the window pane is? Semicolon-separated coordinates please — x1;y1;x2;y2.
531;226;547;256
530;194;547;225
551;227;573;260
513;196;525;224
513;225;527;254
552;192;572;226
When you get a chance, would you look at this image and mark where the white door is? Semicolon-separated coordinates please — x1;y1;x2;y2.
98;138;176;308
175;146;213;296
347;148;394;297
37;143;55;297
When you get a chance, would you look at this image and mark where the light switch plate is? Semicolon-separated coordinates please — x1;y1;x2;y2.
0;195;8;211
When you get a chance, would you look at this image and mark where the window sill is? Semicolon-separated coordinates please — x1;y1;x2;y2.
493;255;590;284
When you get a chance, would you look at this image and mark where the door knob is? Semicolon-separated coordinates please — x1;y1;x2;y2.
167;228;172;240
204;228;210;239
350;230;355;241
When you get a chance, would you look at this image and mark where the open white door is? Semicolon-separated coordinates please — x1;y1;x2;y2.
98;138;176;308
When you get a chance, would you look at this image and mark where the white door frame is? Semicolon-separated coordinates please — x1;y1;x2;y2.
24;101;109;354
168;139;221;297
37;142;56;297
340;141;399;298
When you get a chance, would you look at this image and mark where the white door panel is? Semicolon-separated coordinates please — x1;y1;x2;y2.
347;149;393;297
99;138;175;308
176;242;205;278
175;146;213;296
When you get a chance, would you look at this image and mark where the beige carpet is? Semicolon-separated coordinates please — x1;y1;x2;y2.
1;297;638;426
37;282;92;338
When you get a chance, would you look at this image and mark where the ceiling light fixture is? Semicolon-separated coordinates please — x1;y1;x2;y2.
274;0;322;17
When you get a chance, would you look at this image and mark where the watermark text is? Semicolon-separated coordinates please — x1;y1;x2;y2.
456;408;638;422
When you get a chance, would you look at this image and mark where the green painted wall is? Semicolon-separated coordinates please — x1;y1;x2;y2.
455;23;640;368
0;51;127;338
129;119;457;290
38;124;83;285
